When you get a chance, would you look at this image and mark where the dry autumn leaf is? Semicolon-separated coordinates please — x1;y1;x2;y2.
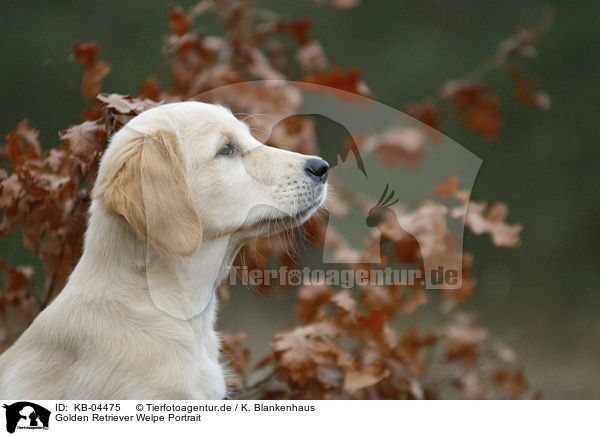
443;81;502;140
96;93;160;114
73;42;111;99
60;121;104;162
344;369;390;393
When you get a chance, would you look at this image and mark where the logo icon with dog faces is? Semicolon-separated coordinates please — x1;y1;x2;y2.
2;402;50;433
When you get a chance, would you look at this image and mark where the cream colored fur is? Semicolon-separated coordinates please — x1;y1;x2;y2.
0;102;327;399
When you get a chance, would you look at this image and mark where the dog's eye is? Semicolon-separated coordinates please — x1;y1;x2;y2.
217;142;236;157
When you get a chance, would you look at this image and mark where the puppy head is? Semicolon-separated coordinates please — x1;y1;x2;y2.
93;102;328;255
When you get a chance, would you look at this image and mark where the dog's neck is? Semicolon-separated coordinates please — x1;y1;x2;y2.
68;202;233;398
146;235;237;320
79;202;239;322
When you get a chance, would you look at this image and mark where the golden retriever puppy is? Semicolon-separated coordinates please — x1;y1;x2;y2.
0;102;328;399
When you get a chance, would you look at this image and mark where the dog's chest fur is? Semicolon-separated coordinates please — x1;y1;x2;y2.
0;206;229;399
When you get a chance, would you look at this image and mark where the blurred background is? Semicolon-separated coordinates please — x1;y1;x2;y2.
1;0;598;398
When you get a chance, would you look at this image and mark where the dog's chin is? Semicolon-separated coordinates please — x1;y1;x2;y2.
253;203;319;236
241;191;326;237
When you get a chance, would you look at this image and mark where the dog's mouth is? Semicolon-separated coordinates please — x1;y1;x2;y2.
284;185;327;224
286;202;321;223
258;200;321;230
238;189;326;236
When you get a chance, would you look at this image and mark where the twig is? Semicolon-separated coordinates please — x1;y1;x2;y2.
43;58;84;101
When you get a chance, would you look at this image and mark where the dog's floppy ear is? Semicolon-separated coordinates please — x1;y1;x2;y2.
95;128;202;256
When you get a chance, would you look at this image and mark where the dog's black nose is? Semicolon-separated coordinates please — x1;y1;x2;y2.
304;158;329;183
